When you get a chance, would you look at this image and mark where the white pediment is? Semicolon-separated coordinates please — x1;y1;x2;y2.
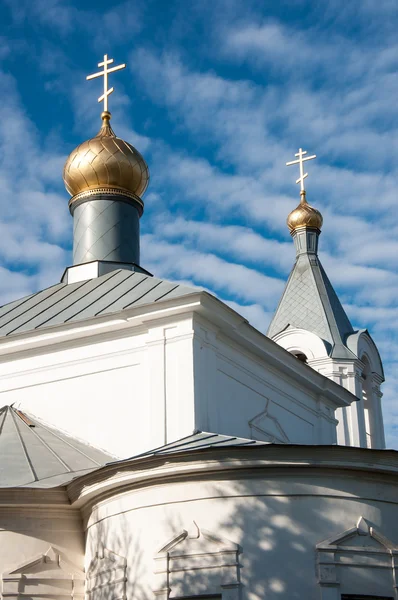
154;522;240;600
249;399;289;443
2;547;84;599
3;546;83;578
157;521;239;556
317;516;397;552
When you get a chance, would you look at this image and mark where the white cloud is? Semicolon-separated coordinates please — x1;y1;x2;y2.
142;234;285;309
0;68;70;302
4;0;143;45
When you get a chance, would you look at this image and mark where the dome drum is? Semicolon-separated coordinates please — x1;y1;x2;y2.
72;193;141;266
63;112;149;268
68;187;144;217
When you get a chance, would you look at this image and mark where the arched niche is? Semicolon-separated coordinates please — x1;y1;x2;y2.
273;327;329;361
347;330;385;449
346;329;384;380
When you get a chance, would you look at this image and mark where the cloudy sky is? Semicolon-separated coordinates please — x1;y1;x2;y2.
0;0;397;445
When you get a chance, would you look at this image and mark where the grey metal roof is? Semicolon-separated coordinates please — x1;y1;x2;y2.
111;431;270;464
267;253;355;359
0;270;197;339
0;406;114;488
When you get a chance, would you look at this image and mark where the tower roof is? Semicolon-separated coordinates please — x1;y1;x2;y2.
267;253;355;359
269;153;355;359
0;406;114;488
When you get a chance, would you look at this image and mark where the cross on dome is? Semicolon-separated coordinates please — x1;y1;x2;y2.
286;148;316;193
86;54;126;113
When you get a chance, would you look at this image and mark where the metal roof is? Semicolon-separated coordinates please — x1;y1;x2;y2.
0;270;197;339
111;431;270;464
0;406;114;488
267;252;355;359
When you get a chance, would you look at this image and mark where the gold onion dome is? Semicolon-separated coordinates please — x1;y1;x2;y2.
287;190;323;232
63;111;149;200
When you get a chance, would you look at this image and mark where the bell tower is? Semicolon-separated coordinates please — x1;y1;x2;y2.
268;148;385;449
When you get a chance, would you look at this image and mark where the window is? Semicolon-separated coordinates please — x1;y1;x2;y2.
291;351;308;363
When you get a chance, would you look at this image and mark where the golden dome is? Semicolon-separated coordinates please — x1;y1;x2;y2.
63;111;149;201
287;190;323;232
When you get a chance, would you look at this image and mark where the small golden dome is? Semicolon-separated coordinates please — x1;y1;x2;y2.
63;112;149;199
287;190;323;232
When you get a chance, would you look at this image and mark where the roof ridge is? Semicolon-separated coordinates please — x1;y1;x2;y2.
9;408;38;483
0;405;114;488
12;408;73;473
21;409;113;466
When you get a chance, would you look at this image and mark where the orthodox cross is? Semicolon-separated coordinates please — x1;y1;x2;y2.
86;54;126;113
286;148;316;192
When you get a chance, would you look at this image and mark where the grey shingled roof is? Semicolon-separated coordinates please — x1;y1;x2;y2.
0;405;114;488
111;431;270;465
0;270;197;339
267;253;355;359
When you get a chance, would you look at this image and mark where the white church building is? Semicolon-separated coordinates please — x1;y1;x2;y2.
0;56;396;600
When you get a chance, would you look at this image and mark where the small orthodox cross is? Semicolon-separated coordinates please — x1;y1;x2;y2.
286;148;316;193
86;54;126;113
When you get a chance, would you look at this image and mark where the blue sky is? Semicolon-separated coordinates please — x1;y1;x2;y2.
0;0;397;445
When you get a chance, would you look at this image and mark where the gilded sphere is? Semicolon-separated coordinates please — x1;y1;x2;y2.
63;113;149;199
287;192;323;232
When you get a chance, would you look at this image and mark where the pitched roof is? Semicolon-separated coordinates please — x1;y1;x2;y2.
111;431;270;464
0;270;196;339
0;406;114;488
267;252;355;359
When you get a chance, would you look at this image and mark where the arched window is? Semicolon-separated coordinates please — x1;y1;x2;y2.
291;351;308;364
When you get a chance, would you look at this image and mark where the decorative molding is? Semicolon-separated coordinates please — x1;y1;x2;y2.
316;517;398;599
249;399;290;443
2;546;84;600
273;327;329;360
69;187;144;216
153;522;240;600
86;545;127;600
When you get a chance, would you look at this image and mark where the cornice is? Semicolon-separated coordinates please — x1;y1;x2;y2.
0;291;356;409
0;295;203;360
0;487;70;507
67;444;398;512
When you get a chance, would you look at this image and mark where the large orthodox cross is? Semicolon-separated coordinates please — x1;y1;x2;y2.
86;54;126;113
286;148;316;192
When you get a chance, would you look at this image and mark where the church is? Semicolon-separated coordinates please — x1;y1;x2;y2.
0;55;396;600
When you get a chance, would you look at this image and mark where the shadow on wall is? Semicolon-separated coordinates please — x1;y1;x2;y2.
80;461;397;600
0;459;390;599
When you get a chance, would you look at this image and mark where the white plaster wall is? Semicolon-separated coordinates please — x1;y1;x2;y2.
0;309;341;458
0;316;195;459
0;507;84;577
272;327;386;449
84;469;398;600
193;320;338;445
